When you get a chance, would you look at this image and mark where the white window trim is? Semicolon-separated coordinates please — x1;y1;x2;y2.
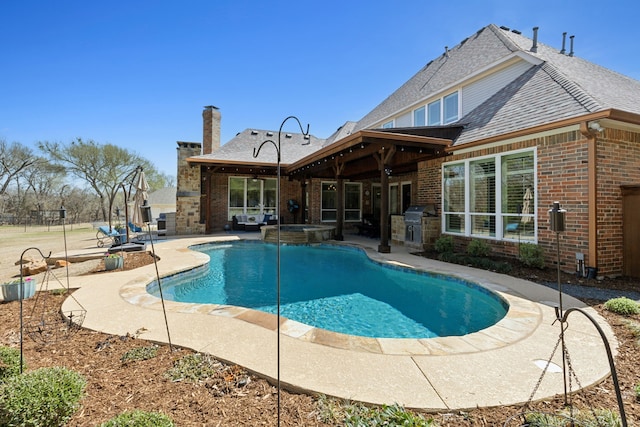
344;182;362;222
441;147;537;242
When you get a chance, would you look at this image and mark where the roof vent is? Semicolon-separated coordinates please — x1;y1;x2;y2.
500;25;510;31
569;35;575;57
531;26;539;53
285;133;292;138
444;46;449;58
511;29;521;35
266;131;274;137
250;130;258;135
560;32;567;54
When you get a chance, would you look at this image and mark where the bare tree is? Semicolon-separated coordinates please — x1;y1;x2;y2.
39;138;166;225
0;139;39;195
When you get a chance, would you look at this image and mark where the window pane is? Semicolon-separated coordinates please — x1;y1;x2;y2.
263;179;276;213
414;106;425;126
229;178;245;208
502;151;535;239
382;121;393;129
389;184;399;214
470;159;495;214
443;92;458;124
443;164;464;213
427;100;441;125
445;214;464;233
246;179;261;209
321;182;337;222
344;183;360;209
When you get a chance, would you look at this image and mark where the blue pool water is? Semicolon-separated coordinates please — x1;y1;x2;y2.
147;241;508;339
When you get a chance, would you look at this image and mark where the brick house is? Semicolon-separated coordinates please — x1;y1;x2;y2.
176;24;640;278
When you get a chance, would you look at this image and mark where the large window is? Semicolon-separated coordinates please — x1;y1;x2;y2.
321;181;362;222
442;149;536;241
228;177;277;220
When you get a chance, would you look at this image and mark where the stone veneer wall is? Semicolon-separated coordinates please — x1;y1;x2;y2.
176;141;206;235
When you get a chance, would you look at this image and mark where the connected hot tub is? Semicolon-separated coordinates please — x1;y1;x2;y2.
260;224;335;244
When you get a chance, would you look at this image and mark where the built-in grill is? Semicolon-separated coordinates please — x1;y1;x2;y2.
404;205;436;247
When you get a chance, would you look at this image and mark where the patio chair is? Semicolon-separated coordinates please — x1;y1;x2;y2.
96;226;124;248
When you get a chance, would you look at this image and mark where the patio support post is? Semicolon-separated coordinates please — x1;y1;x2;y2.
336;175;344;240
375;146;395;253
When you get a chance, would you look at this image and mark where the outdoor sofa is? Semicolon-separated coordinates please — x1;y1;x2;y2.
232;214;277;231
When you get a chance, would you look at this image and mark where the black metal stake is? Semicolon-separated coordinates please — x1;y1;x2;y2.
253;116;309;427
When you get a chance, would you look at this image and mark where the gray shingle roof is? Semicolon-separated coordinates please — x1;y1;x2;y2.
190;24;640;164
353;24;640;148
189;129;323;164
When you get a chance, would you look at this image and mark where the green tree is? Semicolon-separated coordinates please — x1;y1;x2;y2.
40;138;166;225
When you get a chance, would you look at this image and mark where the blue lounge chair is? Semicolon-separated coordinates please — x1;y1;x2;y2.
96;226;124;248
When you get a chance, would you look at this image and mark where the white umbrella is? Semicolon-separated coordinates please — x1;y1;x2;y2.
132;171;150;227
521;187;533;224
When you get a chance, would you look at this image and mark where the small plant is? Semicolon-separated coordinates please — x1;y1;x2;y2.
519;243;545;268
164;353;220;382
0;366;86;426
121;345;158;363
0;346;24;382
524;408;621;426
100;410;175;427
604;297;640;316
434;235;454;254
635;383;640;401
105;253;123;259
467;239;490;257
344;402;435;427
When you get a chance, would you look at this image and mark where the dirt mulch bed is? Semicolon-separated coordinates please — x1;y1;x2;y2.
1;251;640;425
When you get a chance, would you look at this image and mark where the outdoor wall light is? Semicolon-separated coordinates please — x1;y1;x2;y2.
588;121;604;132
141;200;152;224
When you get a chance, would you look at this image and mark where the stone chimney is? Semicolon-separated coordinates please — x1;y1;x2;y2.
202;105;221;155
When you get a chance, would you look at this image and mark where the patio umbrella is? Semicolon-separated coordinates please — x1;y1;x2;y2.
521;187;533;224
132;171;150;227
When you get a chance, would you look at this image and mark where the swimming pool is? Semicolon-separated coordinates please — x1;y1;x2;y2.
147;241;508;339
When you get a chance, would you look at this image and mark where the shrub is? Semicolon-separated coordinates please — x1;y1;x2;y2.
604;297;640;316
467;239;491;257
0;366;86;426
519;243;545;269
100;410;174;427
434;235;454;254
0;346;23;382
635;383;640;401
165;353;219;382
121;345;158;363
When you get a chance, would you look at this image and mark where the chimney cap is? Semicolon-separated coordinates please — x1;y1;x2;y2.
203;105;219;110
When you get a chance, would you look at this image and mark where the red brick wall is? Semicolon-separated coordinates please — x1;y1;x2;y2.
417;128;640;277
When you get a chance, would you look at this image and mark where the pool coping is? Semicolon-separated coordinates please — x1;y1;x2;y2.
126;239;543;356
61;234;618;410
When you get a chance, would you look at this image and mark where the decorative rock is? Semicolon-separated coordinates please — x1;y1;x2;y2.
55;260;70;268
21;260;48;276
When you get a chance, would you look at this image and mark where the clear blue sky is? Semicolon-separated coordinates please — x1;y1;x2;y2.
1;0;638;178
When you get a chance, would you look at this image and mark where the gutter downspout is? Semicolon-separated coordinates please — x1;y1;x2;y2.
580;122;598;273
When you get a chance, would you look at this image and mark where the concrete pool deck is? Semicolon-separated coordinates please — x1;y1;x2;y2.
60;233;617;411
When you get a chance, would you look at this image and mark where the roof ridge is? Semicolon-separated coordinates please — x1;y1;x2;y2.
540;62;602;112
487;23;521;53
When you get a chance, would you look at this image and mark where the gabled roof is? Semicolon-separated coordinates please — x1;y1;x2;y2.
353;24;640;148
